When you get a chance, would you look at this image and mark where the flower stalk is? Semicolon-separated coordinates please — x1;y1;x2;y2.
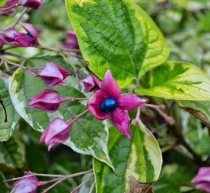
11;7;29;28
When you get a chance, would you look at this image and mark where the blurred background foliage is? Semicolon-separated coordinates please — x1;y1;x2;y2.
1;0;210;192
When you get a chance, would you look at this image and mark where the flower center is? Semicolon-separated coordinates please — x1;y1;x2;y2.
99;98;117;113
24;33;33;38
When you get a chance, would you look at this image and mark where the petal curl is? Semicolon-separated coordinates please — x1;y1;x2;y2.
40;117;70;151
101;70;120;99
20;22;39;38
82;74;101;93
110;108;131;139
118;94;147;110
192;167;210;184
87;90;109;120
14;36;35;47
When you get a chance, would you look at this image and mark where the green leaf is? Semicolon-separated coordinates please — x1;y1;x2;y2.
94;122;162;192
9;55;113;168
0;0;7;6
137;61;210;101
154;164;196;193
154;177;181;193
0;172;9;193
0;71;19;141
178;107;210;156
65;0;169;87
0;130;25;169
67;110;113;169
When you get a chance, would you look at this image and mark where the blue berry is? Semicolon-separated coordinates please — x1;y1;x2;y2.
24;33;33;38
99;98;117;113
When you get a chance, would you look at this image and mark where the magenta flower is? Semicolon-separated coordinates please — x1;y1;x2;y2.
38;62;71;86
192;167;210;192
0;0;18;8
29;89;69;112
40;117;71;151
10;173;41;193
61;30;79;50
1;22;39;47
61;30;81;56
0;0;18;15
82;74;101;93
20;0;42;9
87;70;146;139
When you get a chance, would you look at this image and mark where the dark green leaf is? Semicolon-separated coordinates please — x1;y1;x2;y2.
65;0;169;87
0;130;25;169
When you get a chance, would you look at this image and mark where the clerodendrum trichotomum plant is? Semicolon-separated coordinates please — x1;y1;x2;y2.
1;0;210;192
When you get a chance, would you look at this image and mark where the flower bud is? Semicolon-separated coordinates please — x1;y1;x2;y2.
192;167;210;192
29;89;68;112
20;0;43;9
40;117;71;150
0;0;18;8
38;62;71;86
62;31;79;49
61;30;81;56
11;173;39;193
82;74;101;92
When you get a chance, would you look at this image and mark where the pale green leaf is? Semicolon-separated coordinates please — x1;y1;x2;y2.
65;0;169;87
0;71;19;141
94;122;162;193
137;61;210;101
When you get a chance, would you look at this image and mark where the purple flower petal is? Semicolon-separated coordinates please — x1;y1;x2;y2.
196;182;210;192
40;117;70;151
88;90;110;120
0;28;19;39
82;74;101;93
0;0;19;8
29;89;68;112
118;94;147;110
38;63;71;86
20;22;39;38
0;23;39;47
14;35;35;47
56;65;72;79
110;108;131;139
21;0;42;9
192;167;210;192
11;174;39;193
101;70;120;99
62;30;79;49
192;167;210;183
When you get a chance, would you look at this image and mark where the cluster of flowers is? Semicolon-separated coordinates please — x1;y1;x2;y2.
0;0;42;47
0;0;79;52
27;61;147;150
1;0;42;10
